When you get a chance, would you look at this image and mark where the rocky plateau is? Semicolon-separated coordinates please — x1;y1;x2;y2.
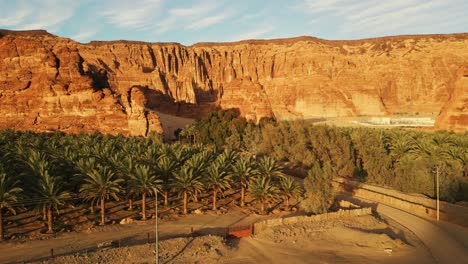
0;29;467;136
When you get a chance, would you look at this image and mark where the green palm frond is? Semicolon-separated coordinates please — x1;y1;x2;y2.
258;156;284;180
232;156;258;187
206;163;232;193
249;176;279;203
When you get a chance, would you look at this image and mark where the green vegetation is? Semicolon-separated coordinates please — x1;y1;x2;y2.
303;162;335;214
0;109;466;239
0;129;292;240
184;109;468;203
0;168;22;240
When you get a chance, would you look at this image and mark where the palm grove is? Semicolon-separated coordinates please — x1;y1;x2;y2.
0;129;301;240
1;109;467;240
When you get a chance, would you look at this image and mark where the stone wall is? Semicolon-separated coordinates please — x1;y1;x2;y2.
253;208;372;235
334;177;468;227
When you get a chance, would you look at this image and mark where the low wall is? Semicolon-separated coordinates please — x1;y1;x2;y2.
253;208;372;235
334;177;468;227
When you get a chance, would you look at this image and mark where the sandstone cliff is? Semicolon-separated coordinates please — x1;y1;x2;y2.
0;30;467;135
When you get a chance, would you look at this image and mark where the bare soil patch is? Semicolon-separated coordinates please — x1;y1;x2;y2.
36;214;435;264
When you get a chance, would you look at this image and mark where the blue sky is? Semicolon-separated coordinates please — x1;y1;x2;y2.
0;0;467;45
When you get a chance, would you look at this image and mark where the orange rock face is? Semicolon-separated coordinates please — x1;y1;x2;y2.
0;30;467;135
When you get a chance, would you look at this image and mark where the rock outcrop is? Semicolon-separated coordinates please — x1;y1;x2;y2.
0;30;467;135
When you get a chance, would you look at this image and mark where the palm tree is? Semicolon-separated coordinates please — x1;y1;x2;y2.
80;165;123;225
217;149;238;171
411;135;453;220
279;176;302;210
171;167;203;214
35;170;71;233
128;165;162;220
17;150;71;232
249;176;278;214
110;155;136;210
205;163;232;210
232;157;258;207
156;157;178;207
185;153;211;202
0;171;22;240
74;157;99;213
385;130;414;162
258;156;284;180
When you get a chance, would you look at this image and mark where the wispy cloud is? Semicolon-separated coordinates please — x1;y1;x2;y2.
71;28;98;42
156;0;229;33
233;25;274;41
100;0;162;30
186;11;233;30
0;0;79;32
297;0;468;38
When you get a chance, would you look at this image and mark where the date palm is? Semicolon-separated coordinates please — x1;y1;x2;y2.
249;176;278;214
35;170;71;233
80;165;123;225
17;150;70;232
171;167;203;214
205;163;232;210
185;154;211;202
110;155;136;210
0;170;22;240
217;149;238;172
411;134;453;220
258;156;283;181
279;176;302;210
128;165;162;220
156;157;178;207
232;157;258;207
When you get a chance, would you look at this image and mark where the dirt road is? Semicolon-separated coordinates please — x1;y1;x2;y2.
353;196;468;264
0;208;277;264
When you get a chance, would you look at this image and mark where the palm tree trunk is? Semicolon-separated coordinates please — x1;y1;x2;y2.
164;191;168;207
47;206;53;233
100;197;105;225
0;209;3;241
286;196;290;211
261;202;265;215
212;190;217;211
42;205;47;221
183;191;187;214
90;201;94;214
128;199;133;211
142;193;147;220
240;185;245;207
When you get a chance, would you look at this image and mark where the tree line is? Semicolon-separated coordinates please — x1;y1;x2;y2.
181;110;468;203
0;130;301;241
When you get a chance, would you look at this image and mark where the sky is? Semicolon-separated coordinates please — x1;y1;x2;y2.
0;0;467;45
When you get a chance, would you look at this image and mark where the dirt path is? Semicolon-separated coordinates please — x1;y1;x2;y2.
347;195;468;264
375;203;468;264
0;208;280;264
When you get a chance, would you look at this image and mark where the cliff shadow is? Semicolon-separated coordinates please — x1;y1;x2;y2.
135;86;220;119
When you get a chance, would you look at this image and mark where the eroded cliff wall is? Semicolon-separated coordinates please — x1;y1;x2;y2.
0;30;467;135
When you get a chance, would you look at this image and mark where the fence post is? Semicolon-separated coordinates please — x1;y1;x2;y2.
50;248;54;258
147;232;150;244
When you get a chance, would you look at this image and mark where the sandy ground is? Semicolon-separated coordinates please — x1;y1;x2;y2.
0;200;296;264
2;190;466;264
34;214;436;264
155;111;194;139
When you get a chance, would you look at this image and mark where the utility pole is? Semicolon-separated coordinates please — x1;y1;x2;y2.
155;188;159;264
436;166;440;221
